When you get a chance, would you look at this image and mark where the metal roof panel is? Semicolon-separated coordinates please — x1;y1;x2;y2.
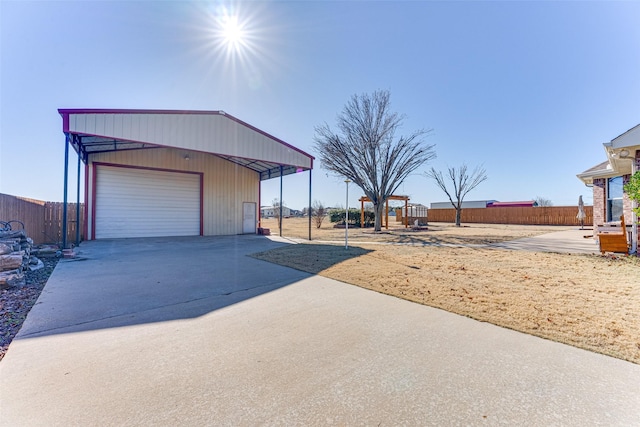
59;109;314;180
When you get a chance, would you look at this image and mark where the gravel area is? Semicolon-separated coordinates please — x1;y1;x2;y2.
0;257;59;361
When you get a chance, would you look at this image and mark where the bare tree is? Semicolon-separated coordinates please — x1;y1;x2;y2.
311;200;327;229
426;164;487;227
533;196;553;207
271;198;285;231
314;90;436;231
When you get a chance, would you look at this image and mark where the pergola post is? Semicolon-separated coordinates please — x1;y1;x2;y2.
405;198;409;228
359;195;410;230
385;199;389;229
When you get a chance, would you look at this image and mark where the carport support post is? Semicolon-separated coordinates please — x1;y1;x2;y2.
632;153;638;255
62;133;70;249
279;165;283;237
75;144;81;246
308;169;312;241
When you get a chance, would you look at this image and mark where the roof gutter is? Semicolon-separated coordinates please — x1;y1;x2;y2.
576;166;616;186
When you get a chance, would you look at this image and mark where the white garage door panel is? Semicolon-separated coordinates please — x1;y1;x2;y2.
96;166;200;239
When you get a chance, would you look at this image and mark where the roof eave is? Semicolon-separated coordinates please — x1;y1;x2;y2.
603;143;636;175
610;123;640;147
59;108;315;164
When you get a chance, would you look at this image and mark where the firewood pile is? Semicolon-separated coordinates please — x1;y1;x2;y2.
0;226;46;290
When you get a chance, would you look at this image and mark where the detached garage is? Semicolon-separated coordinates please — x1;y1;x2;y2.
58;109;314;243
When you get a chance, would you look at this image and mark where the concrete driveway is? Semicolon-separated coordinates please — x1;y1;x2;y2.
1;235;639;426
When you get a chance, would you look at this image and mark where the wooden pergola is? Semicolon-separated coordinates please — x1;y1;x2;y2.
358;195;410;229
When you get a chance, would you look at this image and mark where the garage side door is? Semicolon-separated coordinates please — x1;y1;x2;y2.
95;166;201;239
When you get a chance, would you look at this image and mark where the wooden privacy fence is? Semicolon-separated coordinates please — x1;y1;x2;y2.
44;202;85;246
0;193;84;245
427;206;593;226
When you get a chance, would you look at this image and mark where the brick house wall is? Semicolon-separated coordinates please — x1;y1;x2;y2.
593;178;605;226
588;147;638;255
593;174;632;226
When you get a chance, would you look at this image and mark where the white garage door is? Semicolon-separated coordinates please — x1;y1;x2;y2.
95;166;201;239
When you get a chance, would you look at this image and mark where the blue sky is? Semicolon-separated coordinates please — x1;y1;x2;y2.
1;0;639;210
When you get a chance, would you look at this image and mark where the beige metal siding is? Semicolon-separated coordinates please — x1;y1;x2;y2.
87;147;258;237
68;113;312;169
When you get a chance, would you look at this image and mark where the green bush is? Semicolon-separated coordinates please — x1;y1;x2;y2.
328;209;374;227
624;171;640;216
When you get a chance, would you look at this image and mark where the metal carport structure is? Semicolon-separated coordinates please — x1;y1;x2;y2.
58;109;314;247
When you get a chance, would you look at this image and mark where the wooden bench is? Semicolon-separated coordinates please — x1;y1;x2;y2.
597;216;629;255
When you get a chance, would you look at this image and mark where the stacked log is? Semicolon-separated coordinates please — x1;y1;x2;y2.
0;230;35;289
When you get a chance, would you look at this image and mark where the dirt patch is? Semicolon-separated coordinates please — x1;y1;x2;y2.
253;218;640;364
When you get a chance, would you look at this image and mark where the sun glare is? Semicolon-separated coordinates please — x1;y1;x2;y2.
220;15;245;50
193;2;280;91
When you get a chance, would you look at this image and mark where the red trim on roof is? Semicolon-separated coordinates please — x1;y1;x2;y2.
62;113;70;133
57;108;315;162
58;108;224;115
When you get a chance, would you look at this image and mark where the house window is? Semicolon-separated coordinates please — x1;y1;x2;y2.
607;176;623;222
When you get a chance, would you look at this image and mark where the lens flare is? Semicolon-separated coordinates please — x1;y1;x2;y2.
221;15;244;50
186;1;288;97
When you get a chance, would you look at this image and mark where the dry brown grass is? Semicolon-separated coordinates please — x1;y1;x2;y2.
254;217;640;364
263;216;573;244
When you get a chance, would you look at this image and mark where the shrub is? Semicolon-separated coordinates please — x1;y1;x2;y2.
311;200;327;228
329;209;375;227
624;171;640;216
